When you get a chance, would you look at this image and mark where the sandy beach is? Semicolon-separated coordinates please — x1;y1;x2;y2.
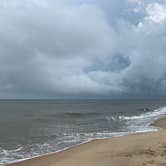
7;118;166;166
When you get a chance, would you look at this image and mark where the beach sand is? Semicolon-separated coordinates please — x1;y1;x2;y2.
7;118;166;166
151;118;166;129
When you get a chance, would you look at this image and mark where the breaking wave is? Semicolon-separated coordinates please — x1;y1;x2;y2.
119;107;166;120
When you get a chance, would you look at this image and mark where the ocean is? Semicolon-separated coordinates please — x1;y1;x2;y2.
0;99;166;165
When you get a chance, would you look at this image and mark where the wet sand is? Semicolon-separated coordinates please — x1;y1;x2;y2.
7;118;166;166
151;117;166;129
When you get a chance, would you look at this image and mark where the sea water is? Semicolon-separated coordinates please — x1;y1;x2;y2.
0;99;166;165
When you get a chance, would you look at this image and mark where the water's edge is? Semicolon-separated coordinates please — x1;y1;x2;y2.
1;101;166;166
5;116;163;166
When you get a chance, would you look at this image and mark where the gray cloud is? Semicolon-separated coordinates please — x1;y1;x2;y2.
0;0;166;98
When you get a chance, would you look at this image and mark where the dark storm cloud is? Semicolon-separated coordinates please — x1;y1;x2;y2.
0;0;166;98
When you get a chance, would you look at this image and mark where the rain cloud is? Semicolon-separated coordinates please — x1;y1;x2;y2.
0;0;166;98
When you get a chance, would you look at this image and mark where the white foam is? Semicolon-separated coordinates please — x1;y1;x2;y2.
119;107;166;120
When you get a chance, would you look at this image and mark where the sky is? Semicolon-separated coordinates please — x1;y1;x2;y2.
0;0;166;99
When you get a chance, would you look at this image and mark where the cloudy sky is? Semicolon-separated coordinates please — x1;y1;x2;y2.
0;0;166;99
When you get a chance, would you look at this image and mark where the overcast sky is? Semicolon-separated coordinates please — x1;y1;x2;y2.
0;0;166;99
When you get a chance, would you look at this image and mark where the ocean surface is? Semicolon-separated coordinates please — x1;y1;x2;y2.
0;99;166;165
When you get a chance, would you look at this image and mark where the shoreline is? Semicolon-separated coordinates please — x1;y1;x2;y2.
6;117;166;166
151;117;166;129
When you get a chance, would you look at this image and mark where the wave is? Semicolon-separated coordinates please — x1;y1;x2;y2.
0;147;24;165
63;112;99;117
118;107;166;120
